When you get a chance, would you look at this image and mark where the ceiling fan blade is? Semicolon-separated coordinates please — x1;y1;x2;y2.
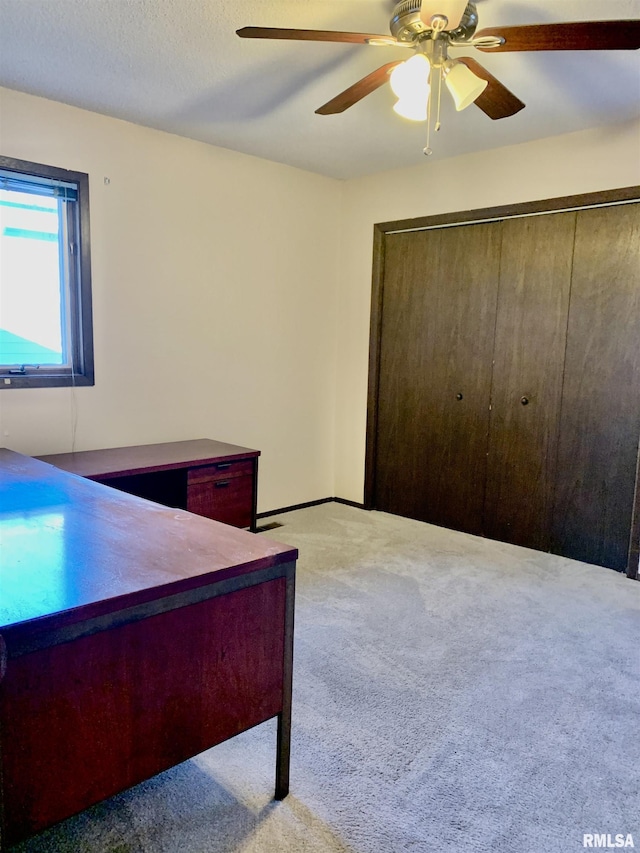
315;61;404;115
457;57;525;119
420;0;468;30
474;21;640;52
236;27;395;45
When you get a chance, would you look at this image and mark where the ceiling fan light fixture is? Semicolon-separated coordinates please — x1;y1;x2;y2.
444;59;488;110
238;8;640;157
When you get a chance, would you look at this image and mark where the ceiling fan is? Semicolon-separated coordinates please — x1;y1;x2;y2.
237;1;640;154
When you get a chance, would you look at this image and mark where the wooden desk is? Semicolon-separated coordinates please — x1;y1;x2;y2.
39;438;260;531
0;449;296;849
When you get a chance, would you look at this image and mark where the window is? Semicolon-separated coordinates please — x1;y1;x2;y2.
0;156;94;388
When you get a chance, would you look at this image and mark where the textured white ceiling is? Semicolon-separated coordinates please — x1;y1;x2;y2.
0;0;639;179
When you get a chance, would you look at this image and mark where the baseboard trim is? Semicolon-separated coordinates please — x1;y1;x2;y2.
257;497;366;519
334;497;366;510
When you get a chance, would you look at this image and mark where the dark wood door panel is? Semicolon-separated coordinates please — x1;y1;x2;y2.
374;231;432;522
484;212;575;550
551;202;640;570
375;223;500;534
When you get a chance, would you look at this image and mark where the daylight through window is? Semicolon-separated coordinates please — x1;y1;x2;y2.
0;157;94;388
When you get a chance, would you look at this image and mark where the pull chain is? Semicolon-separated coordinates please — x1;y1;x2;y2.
423;37;445;156
424;87;432;155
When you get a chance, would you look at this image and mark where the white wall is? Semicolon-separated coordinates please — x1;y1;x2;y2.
334;119;640;502
0;87;342;512
2;86;639;510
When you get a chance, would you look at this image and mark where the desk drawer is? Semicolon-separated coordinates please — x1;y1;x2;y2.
188;459;254;484
187;475;253;528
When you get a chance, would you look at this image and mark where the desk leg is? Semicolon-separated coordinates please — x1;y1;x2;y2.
275;564;295;799
275;713;290;800
250;459;259;533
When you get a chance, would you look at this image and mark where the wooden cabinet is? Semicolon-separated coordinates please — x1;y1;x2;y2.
369;194;640;573
39;439;260;532
187;459;255;528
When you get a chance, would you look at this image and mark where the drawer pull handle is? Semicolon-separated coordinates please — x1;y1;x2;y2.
215;481;230;488
215;462;232;470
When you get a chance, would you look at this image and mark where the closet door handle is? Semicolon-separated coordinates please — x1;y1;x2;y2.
215;481;230;488
521;396;530;406
456;393;464;401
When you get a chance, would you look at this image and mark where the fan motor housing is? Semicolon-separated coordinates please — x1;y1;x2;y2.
390;0;478;42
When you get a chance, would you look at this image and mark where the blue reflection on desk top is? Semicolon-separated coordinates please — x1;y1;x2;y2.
0;449;294;632
0;480;70;514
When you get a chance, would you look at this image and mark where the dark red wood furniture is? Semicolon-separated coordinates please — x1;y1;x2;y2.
38;438;260;531
0;449;296;849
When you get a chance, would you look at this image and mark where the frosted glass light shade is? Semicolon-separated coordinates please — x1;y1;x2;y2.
393;97;429;122
390;54;430;122
419;0;468;30
445;61;488;111
390;54;431;99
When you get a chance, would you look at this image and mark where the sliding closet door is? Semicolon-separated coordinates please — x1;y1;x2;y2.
375;223;500;534
551;203;640;570
484;213;575;551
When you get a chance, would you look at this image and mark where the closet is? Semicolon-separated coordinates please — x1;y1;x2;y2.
367;190;640;573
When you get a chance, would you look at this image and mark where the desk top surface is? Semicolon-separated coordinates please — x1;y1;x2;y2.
38;438;260;479
0;449;295;634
